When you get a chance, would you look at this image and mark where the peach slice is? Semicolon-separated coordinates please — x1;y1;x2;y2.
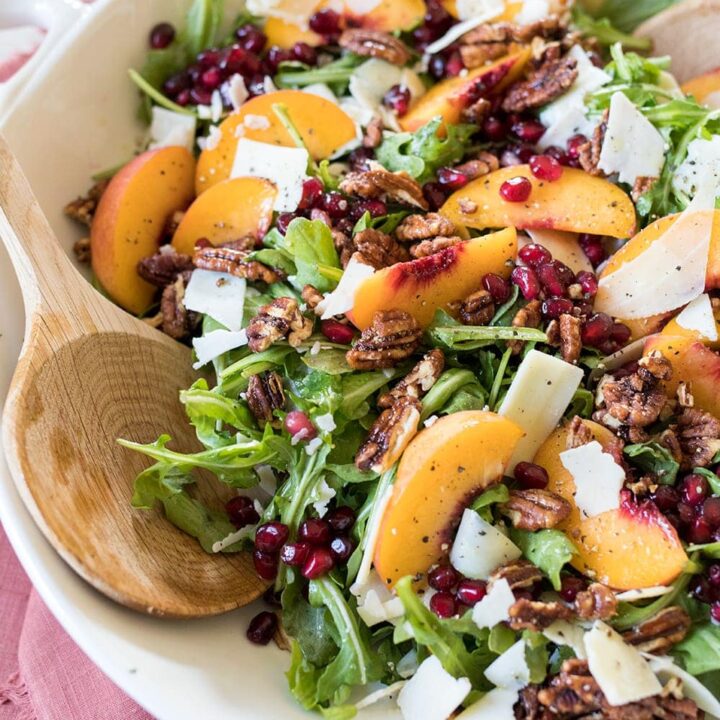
91;147;195;315
195;89;357;195
374;411;523;587
535;420;687;589
348;0;426;32
442;0;523;19
399;50;531;133
263;17;322;49
682;68;720;106
349;227;517;329
171;177;277;255
440;166;637;238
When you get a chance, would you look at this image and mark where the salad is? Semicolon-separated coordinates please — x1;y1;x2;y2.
63;0;720;717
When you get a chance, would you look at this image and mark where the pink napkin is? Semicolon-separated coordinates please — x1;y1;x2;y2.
0;524;153;720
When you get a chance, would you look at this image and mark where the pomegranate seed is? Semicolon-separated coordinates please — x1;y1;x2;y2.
456;579;487;606
665;512;681;529
542;297;574;319
197;49;221;69
302;546;335;579
201;67;222;90
518;243;552;267
235;24;267;53
609;323;632;346
299;518;331;545
483;115;508;141
265;46;292;73
247;74;266;97
280;542;311;567
255;522;290;553
353;199;388;219
163;72;190;97
263;586;282;607
512;119;546;144
559;576;586;602
689;516;713;544
284;410;317;440
581;313;613;347
298;177;324;210
709;563;720;586
149;22;176;49
711;602;720;623
578;234;607;267
514;589;533;602
651;485;680;512
309;9;341;36
678;502;697;524
423;182;447;211
327;506;356;534
424;0;453;29
428;565;460;591
566;134;588;159
190;86;213;105
292;42;317;65
537;262;568;296
246;611;277;645
226;496;260;528
412;25;438;49
195;237;212;249
682;474;710;506
220;46;249;76
482;273;511;303
175;89;191;106
437;167;469;190
428;55;447;80
329;536;354;562
321;319;355;344
276;212;299;235
704;498;720;529
322;192;349;218
546;145;570;166
253;549;278;580
510;266;541;300
529;154;563;182
382;84;411;116
575;270;598;296
515;461;549;490
445;51;464;77
691;576;713;603
429;591;457;618
500;176;532;202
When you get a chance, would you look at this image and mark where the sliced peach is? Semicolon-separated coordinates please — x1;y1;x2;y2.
263;17;322;48
535;420;687;589
374;411;523;587
171;177;276;255
400;50;531;133
349;0;426;31
442;0;523;19
195;89;357;195
440;166;636;238
682;68;720;106
349;227;517;329
91;147;195;315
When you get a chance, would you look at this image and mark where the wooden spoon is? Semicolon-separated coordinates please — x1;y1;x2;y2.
0;135;266;617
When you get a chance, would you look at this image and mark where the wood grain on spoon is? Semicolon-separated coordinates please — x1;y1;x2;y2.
0;135;266;617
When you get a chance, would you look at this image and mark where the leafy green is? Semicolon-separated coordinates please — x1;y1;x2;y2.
491;285;521;327
579;0;680;33
510;529;577;591
675;622;720;676
275;54;364;90
489;624;516;655
571;5;652;49
471;484;510;522
488;347;513;410
565;388;595;419
184;0;224;57
523;632;550;684
302;348;354;375
421;368;485;420
283;218;342;293
693;467;720;496
352;210;411;237
624;442;680;485
429;324;547;352
340;371;398;419
686;541;720;559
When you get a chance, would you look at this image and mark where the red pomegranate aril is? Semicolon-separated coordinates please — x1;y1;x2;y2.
220;46;248;75
321;319;355;344
689;516;713;544
265;46;292;73
299;518;331;545
445;51;464;77
246;611;277;645
428;565;460;591
537;262;567;297
280;542;311;567
437;167;469;190
197;49;221;69
542;297;574;319
383;84;411;116
354;199;388;219
428;55;447;80
566;134;588;160
163;72;190;97
425;0;453;28
515;461;549;490
678;501;697;525
190;86;213;105
545;145;570;166
609;323;632;345
226;496;260;528
709;563;720;587
511;266;541;300
578;234;607;267
255;522;290;553
149;22;176;49
327;506;356;534
412;25;438;49
302;546;335;579
682;474;710;506
322;192;349;218
276;212;298;235
500;148;522;167
512;119;546;144
253;549;279;580
235;24;267;54
292;42;318;65
429;591;457;618
247;74;266;97
575;270;598;296
423;182;447;211
500;176;532;203
195;237;213;249
711;602;720;623
581;313;613;347
299;177;324;210
651;485;680;512
482;273;511;303
329;536;354;563
691;576;713;603
456;579;487;606
309;8;341;36
704;498;720;529
529;154;563;182
175;89;191;106
483;115;508;141
559;575;586;602
201;67;223;90
518;242;552;267
284;410;317;440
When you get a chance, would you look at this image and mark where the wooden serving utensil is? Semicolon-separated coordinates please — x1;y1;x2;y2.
0;135;266;617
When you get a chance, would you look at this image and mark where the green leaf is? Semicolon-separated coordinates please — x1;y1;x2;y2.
489;624;516;655
674;622;720;676
428;323;548;352
693;467;720;496
128;69;196;116
421;368;485;420
523;631;550;684
284;218;341;292
302;349;354;375
275;54;364;89
471;483;510;522
565;388;595;419
510;529;577;591
184;0;224;57
686;541;720;559
572;6;652;49
340;371;399;419
491;284;521;327
623;442;680;485
579;0;680;33
131;462;195;509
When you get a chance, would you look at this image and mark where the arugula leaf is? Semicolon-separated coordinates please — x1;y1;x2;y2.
523;631;550;684
623;442;680;485
428;323;548;352
184;0;224;57
489;624;516;655
491;284;521;327
674;621;720;675
580;0;680;33
283;218;341;292
613;571;693;630
510;529;577;591
421;368;485;420
302;348;354;375
340;371;399;419
275;54;364;89
471;484;510;522
571;5;652;49
686;541;720;559
565;388;595;419
352;210;411;236
131;462;195;509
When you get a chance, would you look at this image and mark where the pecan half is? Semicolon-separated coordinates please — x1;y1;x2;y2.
676;407;720;468
462;17;564;46
363;117;384;149
508;598;574;631
453;152;499;180
459;42;508;69
578;110;608;177
377;349;445;409
396;212;456;242
354;228;410;269
73;237;91;264
458;289;495;326
246;372;285;426
346;310;422;370
508;300;542;354
355;397;421;473
339;29;411;66
64;179;109;227
632;176;658;204
461;97;492;124
502;54;578;113
138;250;195;288
623;606;692;654
246;297;313;353
332;228;355;268
567;415;593;449
559;313;582;365
409;236;464;258
301;284;324;314
574;583;617;621
501;489;571;531
488;559;542;591
340;169;429;209
193;245;280;284
161;273;200;340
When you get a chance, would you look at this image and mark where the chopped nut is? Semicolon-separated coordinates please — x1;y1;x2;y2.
161;273;199;340
453;152;499;180
458;198;478;214
459;42;508;69
508;300;542;355
501;488;572;531
73;237;91;264
378;349;445;409
488;559;542;591
332;228;355;268
578;110;608;177
193;245;280;284
462;17;565;45
567;415;593;449
363;116;384;149
338;29;411;66
138;250;194;288
545;318;561;346
573;583;617;621
409;236;464;258
301;284;324;314
508;598;574;631
340;169;429;209
502;54;578;113
396;212;456;242
354;228;410;270
622;606;692;655
676;407;720;468
64;179;109;227
677;382;694;408
246;372;285;426
346;310;422;370
559;313;582;364
460;97;492;124
459;289;495;326
632;176;658;203
246;297;313;353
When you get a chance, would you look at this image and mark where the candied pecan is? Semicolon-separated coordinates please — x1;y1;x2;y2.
193;245;280;284
64;179;109;227
545;318;560;346
502;54;578;113
332;228;355;268
538;659;604;716
578;110;608;177
338;29;411;66
222;236;259;252
516;686;541;720
346;310;422;370
363;117;384;149
677;382;694;408
395;212;456;242
246;297;313;353
355;397;421;473
567;415;593;449
161;273;199;340
508;598;574;631
459;289;495;326
377;349;445;409
622;606;692;655
501;489;571;531
354;228;409;269
73;237;91;264
574;583;617;621
489;559;542;591
339;169;429;209
508;300;542;354
301;284;324;313
410;236;464;259
660;427;684;464
632;176;658;204
676;406;720;468
461;97;492;124
453;152;499;181
138;249;194;288
459;42;508;69
246;372;285;426
461;17;564;45
559;313;582;364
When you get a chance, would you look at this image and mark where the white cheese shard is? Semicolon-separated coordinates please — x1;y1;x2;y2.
450;509;522;580
597;92;666;185
310;477;336;516
353;485;394;588
523;230;593;273
484;640;531;690
183;270;247;331
344;0;382;14
585;621;662;706
397;656;471;720
456;688;518;720
192;329;248;369
646;655;720;718
674;136;720;200
676;292;718;341
498;350;584;472
426;1;504;53
615;586;673;602
246;0;319;28
316;255;376;318
515;0;550;24
256;465;277;497
231;138;309;211
211;90;223;122
352;570;405;627
149;107;197;153
355;680;407;711
226;74;248;110
305;437;324;456
396;650;419;679
595;180;716;319
244;113;271;130
303;83;338;103
559;441;625;519
543;620;588;659
315;413;337;433
472;578;516;629
198;125;222;152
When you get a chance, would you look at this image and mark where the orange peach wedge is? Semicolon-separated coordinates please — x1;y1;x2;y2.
682;68;720;107
91;146;195;315
374;411;523;587
535;419;687;590
442;0;523;19
440;166;637;238
347;0;426;31
349;227;517;329
195;89;357;195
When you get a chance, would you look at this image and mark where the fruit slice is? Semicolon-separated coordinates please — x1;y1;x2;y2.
195;89;357;194
374;411;523;587
263;17;323;48
442;0;523;19
171;177;277;254
348;0;426;31
682;68;720;106
535;420;687;589
440;166;636;238
400;50;531;133
349;227;517;329
91;147;195;315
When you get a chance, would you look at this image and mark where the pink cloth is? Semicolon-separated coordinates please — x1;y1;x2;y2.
0;524;153;720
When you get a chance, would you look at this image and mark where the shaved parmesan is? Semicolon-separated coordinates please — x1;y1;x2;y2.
226;74;248;110
183;270;247;331
149;107;197;153
397;656;471;720
676;292;718;340
355;681;407;711
212;523;256;552
426;1;504;53
543;620;587;659
472;578;516;629
484;640;530;690
353;484;394;588
451;509;522;580
192;329;248;369
231;138;309;211
246;0;319;28
560;441;625;518
646;655;720;718
455;0;504;21
523;230;592;273
397;650;419;679
615;586;672;602
305;437;324;455
315;413;337;433
353;570;405;627
310;477;336;516
345;0;382;13
515;0;550;24
317;255;376;318
499;350;584;472
198;125;222;152
674;136;720;200
456;688;518;719
585;621;662;706
256;465;277;496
